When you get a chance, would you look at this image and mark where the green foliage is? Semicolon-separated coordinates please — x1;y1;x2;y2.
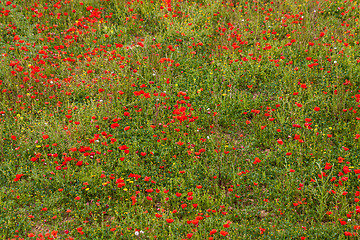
0;0;360;239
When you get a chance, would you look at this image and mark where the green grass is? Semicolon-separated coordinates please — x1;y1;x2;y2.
0;0;360;239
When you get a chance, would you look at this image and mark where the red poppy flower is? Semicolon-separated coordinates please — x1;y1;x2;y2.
220;231;228;236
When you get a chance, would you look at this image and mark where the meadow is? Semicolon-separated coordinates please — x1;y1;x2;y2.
0;0;360;239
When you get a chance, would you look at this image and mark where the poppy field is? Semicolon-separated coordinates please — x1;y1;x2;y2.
1;0;360;239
